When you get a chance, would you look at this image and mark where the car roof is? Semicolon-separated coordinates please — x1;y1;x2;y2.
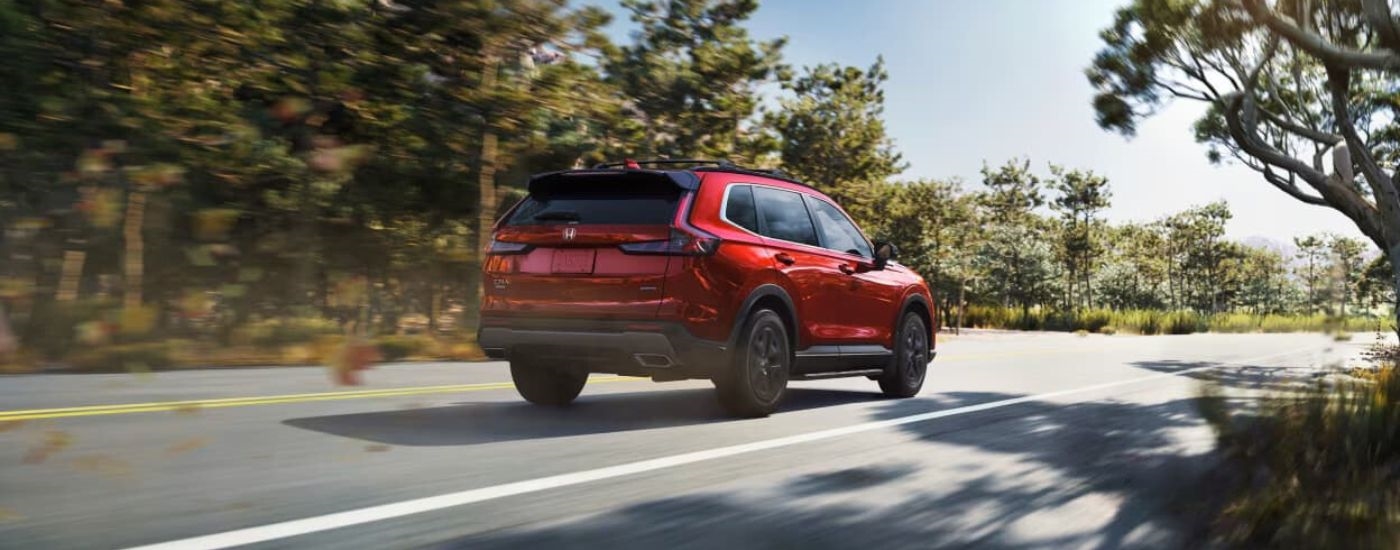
528;159;815;194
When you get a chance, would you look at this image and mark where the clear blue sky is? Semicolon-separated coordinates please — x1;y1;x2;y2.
593;0;1365;242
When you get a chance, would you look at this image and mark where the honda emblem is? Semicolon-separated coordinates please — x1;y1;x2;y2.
562;227;577;240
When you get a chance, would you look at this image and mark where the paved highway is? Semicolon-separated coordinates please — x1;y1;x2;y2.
0;331;1363;549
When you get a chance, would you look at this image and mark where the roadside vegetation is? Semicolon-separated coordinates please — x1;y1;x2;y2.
960;306;1380;336
1198;340;1400;547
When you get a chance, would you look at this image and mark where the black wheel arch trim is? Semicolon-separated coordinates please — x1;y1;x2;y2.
897;293;935;346
727;284;799;350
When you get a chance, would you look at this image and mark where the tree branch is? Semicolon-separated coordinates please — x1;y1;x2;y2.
1360;0;1400;53
1325;66;1400;216
1257;106;1340;145
1222;92;1386;244
1241;0;1400;72
1263;165;1329;205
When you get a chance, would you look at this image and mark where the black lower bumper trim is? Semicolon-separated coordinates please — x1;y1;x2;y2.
478;319;727;377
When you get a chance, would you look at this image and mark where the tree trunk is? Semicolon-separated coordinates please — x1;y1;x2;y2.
956;282;966;335
1390;245;1400;340
123;190;146;310
476;55;501;272
57;249;85;302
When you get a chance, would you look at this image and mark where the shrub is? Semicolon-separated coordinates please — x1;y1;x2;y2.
1203;361;1400;547
374;334;433;361
1099;325;1117;336
232;317;340;348
951;305;1376;336
67;342;174;372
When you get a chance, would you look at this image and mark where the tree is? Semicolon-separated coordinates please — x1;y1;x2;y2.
606;0;786;163
978;159;1055;320
1099;223;1169;310
866;178;980;331
1088;0;1398;329
770;58;906;219
1330;235;1368;316
1160;202;1231;312
1048;166;1112;310
1293;234;1328;313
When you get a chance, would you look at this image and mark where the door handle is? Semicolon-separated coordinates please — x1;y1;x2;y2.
775;253;796;265
839;264;855;275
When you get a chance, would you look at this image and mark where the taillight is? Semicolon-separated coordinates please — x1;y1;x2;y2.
618;228;720;256
488;238;532;255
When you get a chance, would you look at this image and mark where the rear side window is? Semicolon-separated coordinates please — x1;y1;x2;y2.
724;185;760;232
505;185;681;226
753;187;820;246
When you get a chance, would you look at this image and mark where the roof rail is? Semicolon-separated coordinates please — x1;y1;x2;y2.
591;159;737;169
692;166;809;187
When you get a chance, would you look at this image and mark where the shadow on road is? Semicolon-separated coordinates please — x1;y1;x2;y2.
1130;359;1311;393
442;392;1233;549
283;387;884;446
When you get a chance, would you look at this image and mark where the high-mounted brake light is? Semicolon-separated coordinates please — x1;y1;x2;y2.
487;238;532;255
618;228;720;256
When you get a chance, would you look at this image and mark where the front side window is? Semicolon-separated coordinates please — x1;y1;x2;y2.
752;186;820;246
807;197;873;257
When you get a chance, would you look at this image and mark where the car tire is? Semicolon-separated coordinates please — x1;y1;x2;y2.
714;309;790;418
510;357;587;407
879;312;929;398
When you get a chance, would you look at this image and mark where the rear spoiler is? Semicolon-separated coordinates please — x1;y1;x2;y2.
526;169;701;193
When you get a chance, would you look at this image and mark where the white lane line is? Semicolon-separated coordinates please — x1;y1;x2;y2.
125;347;1317;550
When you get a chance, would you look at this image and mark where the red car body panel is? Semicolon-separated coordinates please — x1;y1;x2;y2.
479;167;935;372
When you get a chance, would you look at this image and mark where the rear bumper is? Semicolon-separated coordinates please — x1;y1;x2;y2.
477;318;728;377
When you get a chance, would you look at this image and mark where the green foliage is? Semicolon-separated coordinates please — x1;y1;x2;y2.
234;318;341;349
606;0;786;163
770;57;905;219
959;305;1375;335
1048;165;1112;310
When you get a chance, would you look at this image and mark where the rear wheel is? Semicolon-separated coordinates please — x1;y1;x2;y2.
510;357;588;407
879;312;929;398
714;309;790;418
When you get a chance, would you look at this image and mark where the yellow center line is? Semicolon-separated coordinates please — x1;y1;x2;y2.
0;377;633;421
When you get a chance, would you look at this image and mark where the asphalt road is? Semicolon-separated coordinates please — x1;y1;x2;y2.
0;331;1366;549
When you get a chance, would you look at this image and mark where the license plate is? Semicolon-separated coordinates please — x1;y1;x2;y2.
551;249;596;274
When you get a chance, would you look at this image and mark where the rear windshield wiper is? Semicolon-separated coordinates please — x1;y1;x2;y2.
533;210;581;222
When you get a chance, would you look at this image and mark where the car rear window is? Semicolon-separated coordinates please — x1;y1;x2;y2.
504;185;682;226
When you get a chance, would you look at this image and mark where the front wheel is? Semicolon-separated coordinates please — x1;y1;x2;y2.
879;312;929;398
510;357;587;407
714;309;790;418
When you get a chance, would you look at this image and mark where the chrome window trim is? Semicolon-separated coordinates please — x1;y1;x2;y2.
720;182;827;255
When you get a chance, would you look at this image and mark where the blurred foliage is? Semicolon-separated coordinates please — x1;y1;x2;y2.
373;334;434;361
0;0;778;370
960;305;1380;335
1201;346;1400;547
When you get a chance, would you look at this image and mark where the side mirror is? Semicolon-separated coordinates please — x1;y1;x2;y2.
873;242;897;270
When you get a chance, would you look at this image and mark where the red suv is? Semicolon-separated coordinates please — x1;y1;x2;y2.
478;160;935;417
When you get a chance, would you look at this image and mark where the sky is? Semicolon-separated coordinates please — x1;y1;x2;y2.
592;0;1369;244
